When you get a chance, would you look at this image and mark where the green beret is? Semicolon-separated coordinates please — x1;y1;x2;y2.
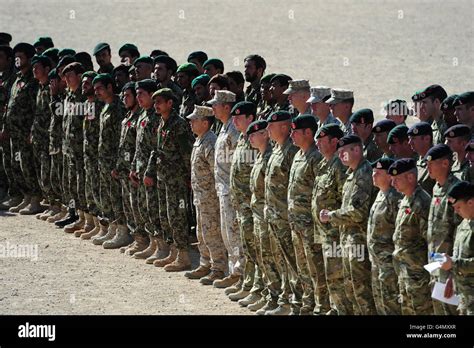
42;47;59;63
93;42;110;56
270;74;292;86
350;108;374;124
33;37;54;49
0;45;13;58
444;124;471;138
246;120;268;136
119;43;139;56
74;52;93;71
135;79;158;94
453;91;474;107
31;55;52;68
417;84;447;102
0;32;12;45
411;89;423;102
122;81;137;96
203;58;224;71
152;87;176;101
191;74;211;89
13;43;36;59
176;63;200;76
150;49;168;58
371;157;395;170
424;144;452;162
92;73;113;87
261;73;276;84
447;181;474;204
58;48;76;58
112;64;130;74
62;62;85;75
291;114;318;133
82;71;98;80
57;55;76;69
407;122;433;137
466;142;474;152
48;68;59;80
187;51;208;63
388;158;416;176
316;123;344;139
441;94;459;111
153;55;177;73
387;125;409;144
372;119;396;134
336;134;362;149
231;101;256;117
267;110;292;123
133;56;153;66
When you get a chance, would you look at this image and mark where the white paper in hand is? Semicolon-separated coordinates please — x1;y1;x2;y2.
424;261;442;274
431;281;459;306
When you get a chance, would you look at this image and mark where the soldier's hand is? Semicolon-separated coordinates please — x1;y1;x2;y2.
111;169;119;179
143;176;154;187
319;209;331;223
444;276;454;298
440;254;453;271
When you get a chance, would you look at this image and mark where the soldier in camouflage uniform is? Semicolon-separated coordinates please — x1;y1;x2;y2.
191;74;211;106
313;124;353;315
325;89;354;135
425;144;461;315
372;119;397;159
185;105;227;284
320;134;377;315
284;79;311;116
350;109;383;163
256;73;275;120
389;158;433;315
445;125;472;182
244;54;265;106
388;125;417;160
415;84;448;145
288;115;330;315
93;43;114;75
442;181;474;315
269;74;292;113
367;157;402;315
453;92;474;139
307;86;340;129
466;142;474;184
153;55;183;106
175;63;199;118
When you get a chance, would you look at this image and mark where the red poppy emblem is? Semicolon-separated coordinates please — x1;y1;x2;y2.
272;114;277;121
235;109;240;115
434;197;441;206
141;120;147;128
405;208;412;215
127;121;132;128
253;125;259;131
291;123;296;129
161;130;167;137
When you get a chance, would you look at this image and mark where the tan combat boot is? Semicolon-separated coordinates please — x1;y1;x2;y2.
36;204;51;219
80;216;101;240
213;274;240;289
133;236;157;259
91;223;112;245
103;224;133;249
124;233;149;256
9;195;31;213
153;244;178;267
64;209;85;233
164;249;191;272
145;237;169;264
199;270;225;285
184;266;211;280
40;204;61;221
47;205;67;223
19;196;46;215
74;212;95;237
0;195;22;210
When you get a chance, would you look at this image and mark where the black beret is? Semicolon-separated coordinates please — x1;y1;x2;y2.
122;81;136;94
453;91;474;107
187;51;208;63
441;94;459;111
267;110;292;123
150;49;168;58
371;157;395;170
270;74;292;86
411;89;423;102
133;56;153;66
119;43;139;56
350;108;374;124
92;73;113;87
31;55;52;68
152;87;176;101
93;42;110;56
58;48;76;58
48;68;59;80
424;144;453;162
0;45;13;58
74;52;93;71
388;158;416;176
13;43;36;59
444;124;471;138
62;62;85;75
57;55;76;70
33;37;54;49
203;58;224;71
447;181;474;204
82;71;98;80
246;120;268;136
112;64;130;75
231;101;257;117
153;55;178;73
372;119;397;134
387;125;409;144
261;73;276;84
42;47;59;63
418;84;448;102
291;114;318;132
316;123;344;139
466;142;474;152
135;79;158;94
407;122;433;137
336;134;362;149
0;32;12;45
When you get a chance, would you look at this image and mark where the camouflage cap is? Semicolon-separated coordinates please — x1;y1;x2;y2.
444;124;471;139
424;144;452;162
93;42;110;56
283;79;310;95
207;90;236;105
186;105;214;120
388;158;416;176
447;181;474;204
306;86;331;104
326;88;354;104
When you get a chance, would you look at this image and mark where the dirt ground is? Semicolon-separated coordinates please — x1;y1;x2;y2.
0;0;473;315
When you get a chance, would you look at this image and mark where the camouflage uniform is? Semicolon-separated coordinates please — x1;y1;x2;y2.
191;129;227;272
417;157;435;195
158;81;183;108
214;118;244;275
427;174;461;315
245;83;261;106
363;134;383;163
48;92;65;205
452;218;474;315
312;154;353;315
452;158;471;183
316;113;340;129
367;187;403;315
179;89;196;118
264;137;302;308
288;143;330;314
146;110;194;249
431;118;447;145
329;159;377;315
393;185;433;315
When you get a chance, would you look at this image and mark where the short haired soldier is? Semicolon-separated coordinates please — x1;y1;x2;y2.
350;108;383;162
269;74;292;113
187;51;208;74
372;119;397;158
93;43;114;74
325;88;354;135
453;92;474;138
414;85;448;145
388;125;416;159
445;124;472;182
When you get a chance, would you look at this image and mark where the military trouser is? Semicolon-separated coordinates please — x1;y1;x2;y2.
84;158;100;216
130;182;148;236
1;140;20;197
157;178;189;250
64;153;86;210
74;156;87;211
10;137;41;197
268;218;303;310
371;263;401;315
430;275;458;315
98;164;124;223
396;262;433;315
217;193;244;276
49;152;63;205
194;193;227;272
457;283;474;315
144;182;161;237
120;178;136;232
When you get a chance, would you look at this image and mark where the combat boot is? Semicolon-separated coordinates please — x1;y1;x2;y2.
247;296;267;312
64;210;85;233
145;237;170;264
19;196;45;215
133;236;157;259
224;277;243;295
55;207;78;228
199;270;225;285
40;204;61;221
0;195;22;210
103;224;133;249
184;266;210;280
265;304;291;316
153;245;177;267
124;233;149;256
213;274;240;289
91;223;113;245
238;292;262;307
9;195;31;213
47;205;67;223
74;212;95;237
256;299;279;315
164;249;191;272
36;204;51;219
228;288;250;302
80;216;101;239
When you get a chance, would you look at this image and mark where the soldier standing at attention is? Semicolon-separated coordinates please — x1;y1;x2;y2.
349;108;383;163
416;84;448;145
445;124;472;182
93;43;114;75
387;125;416;160
284;79;311;116
243;54;266;106
325;89;354;135
372;119;397;158
307;86;339;129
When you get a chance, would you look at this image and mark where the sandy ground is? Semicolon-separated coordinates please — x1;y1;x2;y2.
0;0;473;315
